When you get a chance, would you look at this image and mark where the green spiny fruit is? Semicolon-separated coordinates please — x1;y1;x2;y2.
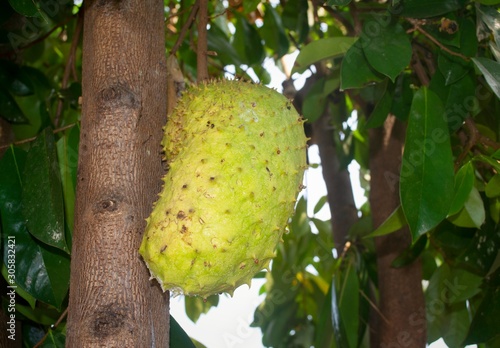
139;79;307;298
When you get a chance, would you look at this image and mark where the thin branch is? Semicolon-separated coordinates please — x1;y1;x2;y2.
170;0;199;57
321;5;355;36
406;18;469;61
455;117;500;168
359;289;391;326
0;123;77;150
197;0;209;82
33;308;68;348
411;45;430;86
54;10;84;127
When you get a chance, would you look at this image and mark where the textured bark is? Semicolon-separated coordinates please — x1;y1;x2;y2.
312;110;358;251
66;1;169;346
369;115;426;348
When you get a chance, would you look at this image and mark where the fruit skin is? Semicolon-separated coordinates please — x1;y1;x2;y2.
139;79;307;298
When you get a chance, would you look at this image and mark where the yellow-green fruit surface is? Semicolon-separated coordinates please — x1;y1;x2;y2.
139;80;307;298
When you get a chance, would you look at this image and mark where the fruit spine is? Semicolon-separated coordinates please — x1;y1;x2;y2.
139;79;307;298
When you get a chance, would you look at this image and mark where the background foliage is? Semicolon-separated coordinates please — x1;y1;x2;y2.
0;0;500;347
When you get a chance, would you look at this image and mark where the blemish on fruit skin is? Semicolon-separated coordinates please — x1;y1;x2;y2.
160;245;167;253
177;211;186;220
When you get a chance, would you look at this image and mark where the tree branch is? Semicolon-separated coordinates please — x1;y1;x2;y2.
170;0;199;56
0;123;77;150
197;0;209;81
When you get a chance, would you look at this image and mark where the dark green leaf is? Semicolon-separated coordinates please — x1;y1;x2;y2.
260;4;289;59
208;25;242;66
0;147;70;309
184;295;219;323
340;40;384;90
242;0;260;14
9;67;35;96
362;21;412;82
232;12;265;66
170;316;197;348
293;37;357;74
282;0;309;44
0;89;28;124
23;128;68;252
327;0;351;5
390;0;467;19
39;326;66;347
400;88;455;239
56;126;79;241
445;73;479;132
473;57;500;100
390;73;413;121
449;161;475;215
365;81;393;128
438;52;470;87
391;234;428;268
464;282;500;344
8;0;39;17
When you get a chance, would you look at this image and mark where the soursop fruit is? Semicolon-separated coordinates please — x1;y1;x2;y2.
139;79;307;298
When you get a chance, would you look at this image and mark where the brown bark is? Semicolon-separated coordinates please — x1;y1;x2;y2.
66;1;169;346
369;115;426;348
312;109;358;251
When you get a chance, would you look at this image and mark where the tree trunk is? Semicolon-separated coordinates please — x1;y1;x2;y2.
369;115;426;347
312;108;358;252
66;1;169;346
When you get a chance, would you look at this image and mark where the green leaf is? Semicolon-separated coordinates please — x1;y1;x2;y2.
260;4;289;58
391;0;467;19
390;73;413;121
232;12;265;66
449;161;475;215
281;0;309;44
448;187;485;228
313;196;328;215
445;73;479;132
302;76;339;122
39;326;66;347
293;37;357;74
365;81;393;128
400;88;455;239
56;126;79;242
366;205;407;238
391;234;428;268
362;21;412;82
208;25;242;66
472;57;500;100
8;0;39;17
170;316;197;348
184;295;219;323
23;128;68;252
335;256;359;348
486;174;500;198
0;147;70;309
340;40;384;90
0;89;29;124
327;0;351;5
464;274;500;344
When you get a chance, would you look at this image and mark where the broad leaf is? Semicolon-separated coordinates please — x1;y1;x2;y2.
232;12;265;66
391;234;428;268
22;128;68;252
293;37;357;74
340;40;384;90
0;147;70;309
449;161;475;215
8;0;39;17
448;187;485;228
472;57;500;100
184;295;219;323
400;88;454;239
0;89;28;124
362;21;412;82
170;316;197;348
260;4;289;59
391;0;467;18
366;205;407;238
